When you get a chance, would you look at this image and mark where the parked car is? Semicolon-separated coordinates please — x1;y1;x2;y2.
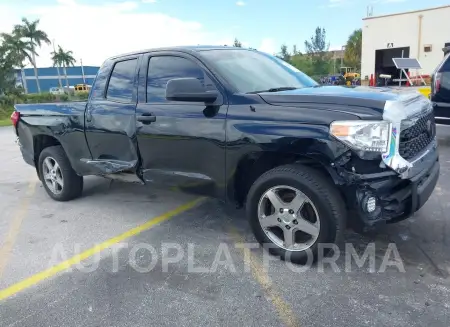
49;87;65;95
431;46;450;124
11;46;440;262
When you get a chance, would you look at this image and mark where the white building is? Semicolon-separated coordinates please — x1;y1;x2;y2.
361;5;450;84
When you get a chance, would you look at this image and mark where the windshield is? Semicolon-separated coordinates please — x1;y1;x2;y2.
200;49;318;93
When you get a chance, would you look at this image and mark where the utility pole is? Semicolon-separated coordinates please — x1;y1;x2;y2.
80;58;86;84
341;45;346;73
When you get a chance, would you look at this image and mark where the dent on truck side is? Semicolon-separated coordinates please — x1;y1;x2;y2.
224;101;353;204
82;57;141;176
16;102;92;175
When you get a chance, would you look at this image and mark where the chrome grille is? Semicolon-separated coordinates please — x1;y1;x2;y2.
399;111;435;160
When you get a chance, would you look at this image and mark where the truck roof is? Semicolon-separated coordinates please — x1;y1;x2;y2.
108;45;245;61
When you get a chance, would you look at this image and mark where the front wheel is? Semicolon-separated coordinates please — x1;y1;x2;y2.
38;145;83;201
246;164;346;263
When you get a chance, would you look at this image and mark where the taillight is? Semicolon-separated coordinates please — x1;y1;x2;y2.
434;72;442;95
10;111;20;127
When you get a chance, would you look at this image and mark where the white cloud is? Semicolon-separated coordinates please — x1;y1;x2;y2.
258;38;277;55
324;0;350;8
236;1;246;6
0;0;231;67
142;0;157;3
329;45;344;51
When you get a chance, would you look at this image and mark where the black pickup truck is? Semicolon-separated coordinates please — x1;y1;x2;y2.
12;46;440;262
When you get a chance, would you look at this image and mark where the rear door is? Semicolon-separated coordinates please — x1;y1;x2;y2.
135;51;228;199
432;49;450;121
84;56;140;173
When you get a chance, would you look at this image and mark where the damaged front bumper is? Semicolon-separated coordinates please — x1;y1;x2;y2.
340;138;439;226
333;92;440;226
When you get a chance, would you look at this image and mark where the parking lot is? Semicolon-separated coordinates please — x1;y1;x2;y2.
1;125;450;327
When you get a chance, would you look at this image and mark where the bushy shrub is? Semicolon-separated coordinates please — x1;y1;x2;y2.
24;92;59;103
0;105;14;120
0;92;83;107
74;91;90;100
0;93;25;106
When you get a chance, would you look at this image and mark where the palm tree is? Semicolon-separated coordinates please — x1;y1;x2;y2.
14;18;51;94
0;32;35;94
344;29;362;71
0;45;16;95
55;46;76;89
50;48;63;89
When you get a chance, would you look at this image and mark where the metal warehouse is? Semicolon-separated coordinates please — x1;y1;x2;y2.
361;5;450;84
15;66;100;94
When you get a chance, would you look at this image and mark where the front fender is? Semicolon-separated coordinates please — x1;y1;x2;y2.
225;119;350;204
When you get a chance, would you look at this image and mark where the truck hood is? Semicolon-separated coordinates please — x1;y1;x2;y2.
258;86;407;119
258;85;435;179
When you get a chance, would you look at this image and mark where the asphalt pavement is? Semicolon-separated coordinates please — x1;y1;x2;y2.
0;126;450;327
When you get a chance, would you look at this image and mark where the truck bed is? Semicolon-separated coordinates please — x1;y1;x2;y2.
14;101;90;175
15;101;87;117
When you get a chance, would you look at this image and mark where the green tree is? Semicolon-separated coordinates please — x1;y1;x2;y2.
278;44;291;62
54;46;76;89
344;28;362;70
304;27;331;76
290;54;314;76
14;18;51;94
0;32;35;94
0;44;16;95
233;38;242;47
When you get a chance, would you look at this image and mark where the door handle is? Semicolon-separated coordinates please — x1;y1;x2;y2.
137;115;156;124
86;106;93;122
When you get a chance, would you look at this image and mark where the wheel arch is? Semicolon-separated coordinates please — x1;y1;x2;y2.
33;134;63;179
230;151;340;207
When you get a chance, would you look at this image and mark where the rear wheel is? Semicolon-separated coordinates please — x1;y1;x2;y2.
246;164;346;263
38;145;83;201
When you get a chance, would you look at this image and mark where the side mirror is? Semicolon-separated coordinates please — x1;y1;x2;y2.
166;78;218;103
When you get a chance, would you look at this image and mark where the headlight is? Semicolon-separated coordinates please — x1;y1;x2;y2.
330;120;391;152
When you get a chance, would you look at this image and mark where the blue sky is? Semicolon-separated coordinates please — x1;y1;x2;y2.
133;0;449;50
0;0;448;66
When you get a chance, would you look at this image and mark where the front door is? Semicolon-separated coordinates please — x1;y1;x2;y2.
135;52;228;198
84;56;140;174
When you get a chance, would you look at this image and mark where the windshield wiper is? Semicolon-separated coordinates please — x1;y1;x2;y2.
247;87;298;94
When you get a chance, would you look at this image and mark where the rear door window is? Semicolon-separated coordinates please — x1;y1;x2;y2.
106;59;137;102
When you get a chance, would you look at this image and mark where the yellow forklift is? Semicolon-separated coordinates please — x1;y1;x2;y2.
340;67;360;86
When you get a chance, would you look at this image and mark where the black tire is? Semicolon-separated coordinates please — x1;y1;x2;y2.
246;164;346;263
38;145;83;201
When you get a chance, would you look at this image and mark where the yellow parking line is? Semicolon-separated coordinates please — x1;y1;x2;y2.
0;197;204;301
230;227;301;327
0;179;37;279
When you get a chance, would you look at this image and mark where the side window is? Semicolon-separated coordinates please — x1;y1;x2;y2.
147;56;215;103
441;54;450;72
106;59;137;102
